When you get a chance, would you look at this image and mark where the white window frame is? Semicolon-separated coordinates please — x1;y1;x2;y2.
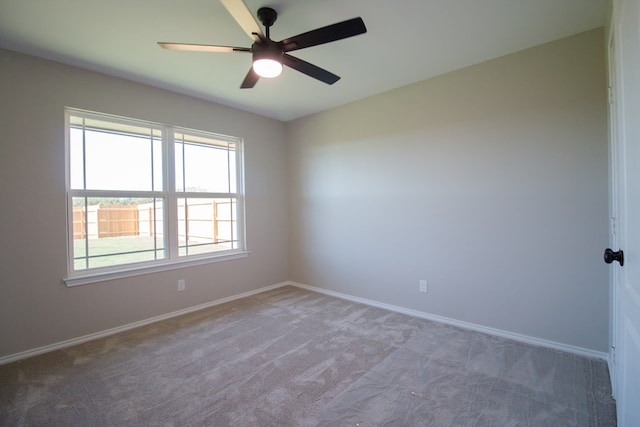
63;108;247;287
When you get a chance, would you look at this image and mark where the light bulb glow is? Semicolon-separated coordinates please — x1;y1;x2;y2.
253;58;282;78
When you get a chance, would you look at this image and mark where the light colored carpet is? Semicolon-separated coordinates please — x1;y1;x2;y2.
0;285;616;426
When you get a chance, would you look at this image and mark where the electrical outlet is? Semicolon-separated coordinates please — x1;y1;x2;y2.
419;280;427;293
178;279;185;292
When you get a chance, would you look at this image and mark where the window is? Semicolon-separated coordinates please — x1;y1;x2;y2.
65;109;245;285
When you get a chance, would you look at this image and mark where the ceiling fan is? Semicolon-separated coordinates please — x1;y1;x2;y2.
158;0;367;88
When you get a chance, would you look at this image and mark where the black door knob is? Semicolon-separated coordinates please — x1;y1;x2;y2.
604;248;624;266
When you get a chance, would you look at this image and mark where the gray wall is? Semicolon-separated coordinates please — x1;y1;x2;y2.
286;29;609;351
0;49;288;358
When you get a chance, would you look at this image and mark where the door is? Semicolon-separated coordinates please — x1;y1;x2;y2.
609;0;640;425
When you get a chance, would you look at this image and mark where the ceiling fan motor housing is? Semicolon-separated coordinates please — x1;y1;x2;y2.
252;40;283;63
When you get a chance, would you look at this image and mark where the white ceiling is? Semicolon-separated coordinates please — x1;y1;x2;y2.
0;0;607;121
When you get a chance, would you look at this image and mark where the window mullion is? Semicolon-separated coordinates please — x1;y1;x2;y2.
165;127;179;260
179;192;238;199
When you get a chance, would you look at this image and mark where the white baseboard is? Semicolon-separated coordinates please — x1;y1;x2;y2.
287;281;609;361
1;280;608;365
0;282;289;366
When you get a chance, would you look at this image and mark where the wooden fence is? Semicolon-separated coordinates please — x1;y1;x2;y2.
98;206;139;238
73;205;139;239
73;200;234;242
72;208;86;239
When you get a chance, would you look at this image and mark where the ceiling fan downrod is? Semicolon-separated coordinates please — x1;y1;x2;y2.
257;7;277;39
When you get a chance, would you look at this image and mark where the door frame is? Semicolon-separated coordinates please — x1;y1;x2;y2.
606;14;620;400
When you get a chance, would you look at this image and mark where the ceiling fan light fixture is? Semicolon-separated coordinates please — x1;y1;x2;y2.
252;44;283;78
253;58;282;78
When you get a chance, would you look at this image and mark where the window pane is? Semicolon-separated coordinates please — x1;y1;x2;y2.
178;198;237;256
175;133;234;193
229;149;237;193
70;120;162;191
69;127;85;189
175;142;185;192
72;197;165;270
152;136;163;191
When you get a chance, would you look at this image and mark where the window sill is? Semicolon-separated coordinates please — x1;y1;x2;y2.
63;251;249;287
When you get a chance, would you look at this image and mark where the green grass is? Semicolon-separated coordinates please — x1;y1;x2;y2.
74;236;164;270
73;236;234;270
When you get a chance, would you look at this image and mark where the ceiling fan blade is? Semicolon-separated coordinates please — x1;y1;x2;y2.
220;0;264;41
158;42;251;53
282;54;340;85
240;68;260;89
279;17;367;53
